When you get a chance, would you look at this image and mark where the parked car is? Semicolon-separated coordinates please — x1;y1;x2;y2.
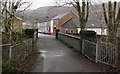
43;31;51;35
38;30;44;34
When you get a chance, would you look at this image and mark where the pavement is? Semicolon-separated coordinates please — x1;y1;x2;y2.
29;33;102;72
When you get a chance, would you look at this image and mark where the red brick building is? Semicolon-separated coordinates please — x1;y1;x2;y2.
51;12;79;34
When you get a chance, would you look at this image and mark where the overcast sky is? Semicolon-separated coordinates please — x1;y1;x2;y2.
26;0;120;9
27;0;54;9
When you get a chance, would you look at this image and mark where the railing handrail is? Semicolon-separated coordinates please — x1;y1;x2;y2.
0;38;33;47
98;42;116;46
58;32;80;40
23;38;32;43
0;44;11;46
84;39;96;45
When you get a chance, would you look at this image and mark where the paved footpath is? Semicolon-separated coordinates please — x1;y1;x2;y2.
29;34;102;72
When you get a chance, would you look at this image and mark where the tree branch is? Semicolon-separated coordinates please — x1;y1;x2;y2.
86;2;89;22
102;3;108;25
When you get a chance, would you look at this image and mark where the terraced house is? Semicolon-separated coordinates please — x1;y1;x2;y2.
2;16;23;33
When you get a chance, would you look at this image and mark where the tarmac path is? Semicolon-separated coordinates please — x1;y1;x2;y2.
29;33;102;72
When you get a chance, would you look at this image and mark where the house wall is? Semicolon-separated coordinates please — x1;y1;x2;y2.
50;20;53;33
34;23;38;29
53;19;59;27
60;28;77;33
53;12;79;34
12;17;23;33
22;22;34;29
77;28;107;35
2;16;23;33
39;21;51;32
86;28;107;35
39;22;46;32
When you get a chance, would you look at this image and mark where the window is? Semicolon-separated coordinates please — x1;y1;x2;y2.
65;29;68;33
55;20;59;24
71;30;73;33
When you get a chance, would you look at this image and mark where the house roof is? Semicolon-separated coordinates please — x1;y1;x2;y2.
60;17;107;28
86;20;107;28
52;12;70;20
60;17;79;28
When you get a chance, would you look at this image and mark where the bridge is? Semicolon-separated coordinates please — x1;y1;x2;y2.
27;33;103;72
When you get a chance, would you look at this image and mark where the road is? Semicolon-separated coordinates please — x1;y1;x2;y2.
29;33;102;72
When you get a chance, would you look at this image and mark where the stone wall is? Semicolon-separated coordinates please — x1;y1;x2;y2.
58;33;82;52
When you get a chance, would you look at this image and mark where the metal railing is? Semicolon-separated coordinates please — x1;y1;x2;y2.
82;39;118;67
1;38;34;62
98;42;118;67
1;44;11;59
82;39;97;61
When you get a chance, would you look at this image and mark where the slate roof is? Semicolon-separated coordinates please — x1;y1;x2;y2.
52;12;70;20
60;17;107;28
86;20;107;28
60;17;79;28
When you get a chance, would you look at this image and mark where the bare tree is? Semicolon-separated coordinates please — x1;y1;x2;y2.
1;0;31;44
54;0;90;32
102;1;120;43
72;0;90;31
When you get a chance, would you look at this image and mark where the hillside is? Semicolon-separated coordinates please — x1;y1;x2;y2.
17;2;120;23
17;6;77;23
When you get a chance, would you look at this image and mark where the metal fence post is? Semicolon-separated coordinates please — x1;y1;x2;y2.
96;42;98;63
115;44;118;67
82;39;84;54
9;45;12;59
25;41;27;59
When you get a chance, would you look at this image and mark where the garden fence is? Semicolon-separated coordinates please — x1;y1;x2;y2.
82;39;118;67
82;39;97;61
1;38;34;62
97;42;118;67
